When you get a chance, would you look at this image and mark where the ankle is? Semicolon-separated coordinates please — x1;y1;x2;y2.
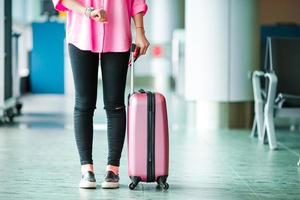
81;164;94;174
106;165;119;175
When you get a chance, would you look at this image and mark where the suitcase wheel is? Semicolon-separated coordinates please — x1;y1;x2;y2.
157;181;169;190
162;182;169;190
156;176;169;190
129;176;141;190
129;182;137;190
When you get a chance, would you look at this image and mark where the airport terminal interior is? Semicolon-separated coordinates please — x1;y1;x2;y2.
1;0;300;199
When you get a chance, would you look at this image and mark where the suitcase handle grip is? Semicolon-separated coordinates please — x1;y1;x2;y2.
131;43;140;62
129;43;140;94
131;43;136;52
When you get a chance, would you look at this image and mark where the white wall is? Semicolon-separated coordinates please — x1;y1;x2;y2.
12;0;41;25
12;0;36;80
185;0;259;102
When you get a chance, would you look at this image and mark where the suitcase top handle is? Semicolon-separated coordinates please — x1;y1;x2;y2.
138;89;146;93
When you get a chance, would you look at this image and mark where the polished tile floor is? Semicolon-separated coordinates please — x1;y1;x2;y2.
0;84;300;200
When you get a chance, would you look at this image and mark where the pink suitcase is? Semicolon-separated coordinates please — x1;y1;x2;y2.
126;45;169;190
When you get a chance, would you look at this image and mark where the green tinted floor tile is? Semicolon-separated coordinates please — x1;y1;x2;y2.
0;85;300;199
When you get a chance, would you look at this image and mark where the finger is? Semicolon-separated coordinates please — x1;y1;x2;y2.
100;9;106;16
142;45;148;55
91;11;100;18
94;17;101;22
144;45;149;54
136;44;143;55
144;42;150;53
91;13;101;21
142;48;147;55
100;10;107;19
100;17;108;23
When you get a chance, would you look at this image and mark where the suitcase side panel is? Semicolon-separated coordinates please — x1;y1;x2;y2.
127;93;148;181
154;93;169;178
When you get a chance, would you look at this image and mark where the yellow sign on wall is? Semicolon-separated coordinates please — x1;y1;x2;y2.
58;11;67;19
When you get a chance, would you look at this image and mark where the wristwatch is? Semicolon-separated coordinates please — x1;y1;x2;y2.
84;7;94;18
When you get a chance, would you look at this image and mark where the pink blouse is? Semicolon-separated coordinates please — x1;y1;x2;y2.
52;0;148;53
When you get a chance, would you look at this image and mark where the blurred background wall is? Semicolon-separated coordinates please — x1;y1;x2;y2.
260;0;300;24
2;0;300;129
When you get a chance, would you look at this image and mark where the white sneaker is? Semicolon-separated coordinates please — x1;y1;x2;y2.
79;171;97;189
101;171;120;189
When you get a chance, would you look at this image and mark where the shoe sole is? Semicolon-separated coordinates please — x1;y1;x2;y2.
79;180;97;189
101;181;119;189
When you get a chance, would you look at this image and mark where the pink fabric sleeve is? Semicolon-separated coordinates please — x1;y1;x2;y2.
131;0;148;17
52;0;69;12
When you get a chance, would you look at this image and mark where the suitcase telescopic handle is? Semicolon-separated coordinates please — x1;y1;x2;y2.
131;43;137;52
130;43;140;94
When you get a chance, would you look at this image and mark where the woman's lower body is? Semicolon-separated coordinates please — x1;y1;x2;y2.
68;43;130;188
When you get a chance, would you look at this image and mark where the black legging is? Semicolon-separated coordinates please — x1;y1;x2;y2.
68;43;130;166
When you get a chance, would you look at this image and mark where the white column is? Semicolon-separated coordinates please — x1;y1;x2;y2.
230;0;259;101
150;0;181;44
151;0;182;91
134;0;183;91
185;0;259;102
